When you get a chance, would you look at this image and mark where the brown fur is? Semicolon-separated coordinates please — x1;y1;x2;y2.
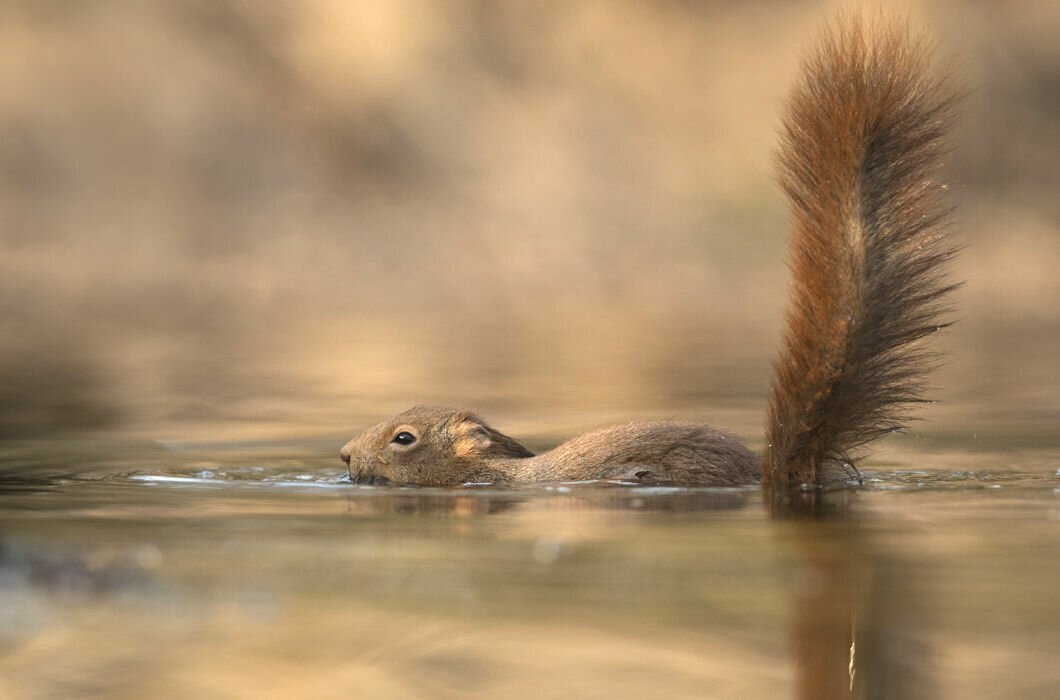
763;19;959;488
341;406;761;486
340;18;959;489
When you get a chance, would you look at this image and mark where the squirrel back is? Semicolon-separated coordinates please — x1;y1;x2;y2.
338;18;960;489
341;406;760;486
763;19;959;488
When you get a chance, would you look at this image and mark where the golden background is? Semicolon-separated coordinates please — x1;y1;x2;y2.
1;0;1056;449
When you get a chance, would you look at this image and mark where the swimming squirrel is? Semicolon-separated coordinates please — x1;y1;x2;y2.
340;18;959;489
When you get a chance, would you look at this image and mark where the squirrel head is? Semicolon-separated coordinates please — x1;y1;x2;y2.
339;406;534;486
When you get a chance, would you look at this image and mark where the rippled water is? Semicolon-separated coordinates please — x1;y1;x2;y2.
1;437;1058;699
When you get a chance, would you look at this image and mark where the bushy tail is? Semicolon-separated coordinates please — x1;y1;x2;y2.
763;19;960;488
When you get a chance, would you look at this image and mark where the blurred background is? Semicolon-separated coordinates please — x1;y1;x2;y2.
1;0;1056;447
1;5;1058;698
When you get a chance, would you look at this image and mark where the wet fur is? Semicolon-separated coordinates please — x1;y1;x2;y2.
341;406;760;486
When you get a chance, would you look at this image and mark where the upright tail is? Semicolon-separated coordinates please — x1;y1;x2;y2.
763;19;960;488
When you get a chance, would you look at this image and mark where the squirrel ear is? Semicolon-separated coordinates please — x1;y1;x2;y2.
467;424;492;444
453;420;492;458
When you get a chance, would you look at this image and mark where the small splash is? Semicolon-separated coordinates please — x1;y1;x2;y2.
126;471;350;489
129;474;220;485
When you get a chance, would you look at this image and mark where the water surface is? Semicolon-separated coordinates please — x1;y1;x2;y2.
1;438;1058;699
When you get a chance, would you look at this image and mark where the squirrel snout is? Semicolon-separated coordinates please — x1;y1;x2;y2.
338;446;390;484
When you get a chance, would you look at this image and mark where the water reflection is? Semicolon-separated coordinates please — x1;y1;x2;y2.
337;486;755;519
1;448;1058;698
772;491;935;699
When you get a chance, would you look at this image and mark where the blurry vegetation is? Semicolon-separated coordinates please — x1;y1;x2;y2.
0;1;1056;441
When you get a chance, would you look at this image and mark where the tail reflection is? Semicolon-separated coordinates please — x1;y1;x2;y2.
776;491;934;699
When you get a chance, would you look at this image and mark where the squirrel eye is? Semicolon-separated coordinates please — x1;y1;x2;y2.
391;431;417;446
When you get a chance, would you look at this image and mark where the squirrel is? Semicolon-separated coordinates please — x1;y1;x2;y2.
339;18;959;490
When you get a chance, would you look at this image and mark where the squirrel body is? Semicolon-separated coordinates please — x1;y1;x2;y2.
340;19;958;489
342;407;761;486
